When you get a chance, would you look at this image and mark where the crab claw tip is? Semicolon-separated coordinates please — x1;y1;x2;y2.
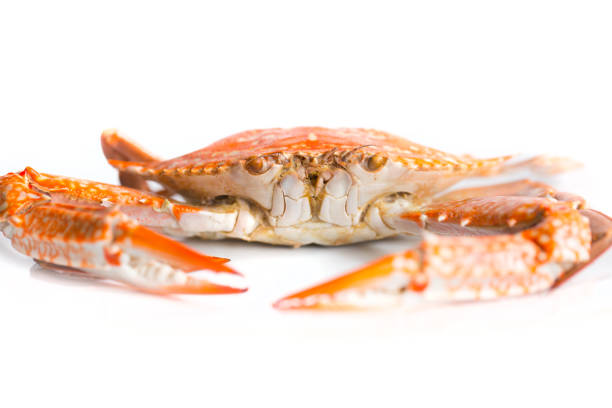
161;280;248;295
273;254;404;310
127;225;240;275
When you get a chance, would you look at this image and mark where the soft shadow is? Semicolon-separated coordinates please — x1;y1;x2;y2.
185;234;422;264
29;263;181;301
31;263;119;290
0;240;32;268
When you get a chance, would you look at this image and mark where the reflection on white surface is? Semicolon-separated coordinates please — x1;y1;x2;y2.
5;229;610;334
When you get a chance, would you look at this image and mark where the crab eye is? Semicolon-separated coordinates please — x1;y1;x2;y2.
244;156;270;175
363;153;388;172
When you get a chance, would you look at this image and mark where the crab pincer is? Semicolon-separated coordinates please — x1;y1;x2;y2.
275;192;612;310
0;170;246;295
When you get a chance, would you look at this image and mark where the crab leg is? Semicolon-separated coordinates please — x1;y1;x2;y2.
15;167;244;238
275;183;612;309
0;170;246;294
431;179;584;205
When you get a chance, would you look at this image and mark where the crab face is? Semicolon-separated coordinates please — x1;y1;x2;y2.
108;127;509;245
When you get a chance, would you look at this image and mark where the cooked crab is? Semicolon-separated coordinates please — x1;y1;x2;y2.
1;127;611;307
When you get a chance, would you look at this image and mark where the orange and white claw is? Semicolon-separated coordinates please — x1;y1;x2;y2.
274;220;591;310
12;167;245;238
273;252;424;310
107;221;246;295
1;202;246;295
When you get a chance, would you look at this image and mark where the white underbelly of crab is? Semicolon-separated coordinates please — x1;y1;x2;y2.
158;159;465;246
173;201;412;246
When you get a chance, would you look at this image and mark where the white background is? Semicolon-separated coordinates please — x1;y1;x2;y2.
1;1;612;407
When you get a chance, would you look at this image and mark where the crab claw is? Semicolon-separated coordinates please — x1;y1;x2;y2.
275;194;607;310
273;253;421;310
113;221;245;294
1;198;246;295
552;209;612;288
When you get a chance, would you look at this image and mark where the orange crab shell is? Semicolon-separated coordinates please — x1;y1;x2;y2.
100;127;531;247
108;127;511;177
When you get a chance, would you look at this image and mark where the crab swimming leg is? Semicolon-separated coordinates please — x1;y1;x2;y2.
275;181;612;309
430;179;584;205
100;129;163;192
0;170;246;294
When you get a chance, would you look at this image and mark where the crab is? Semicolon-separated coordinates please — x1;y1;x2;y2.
1;127;611;309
